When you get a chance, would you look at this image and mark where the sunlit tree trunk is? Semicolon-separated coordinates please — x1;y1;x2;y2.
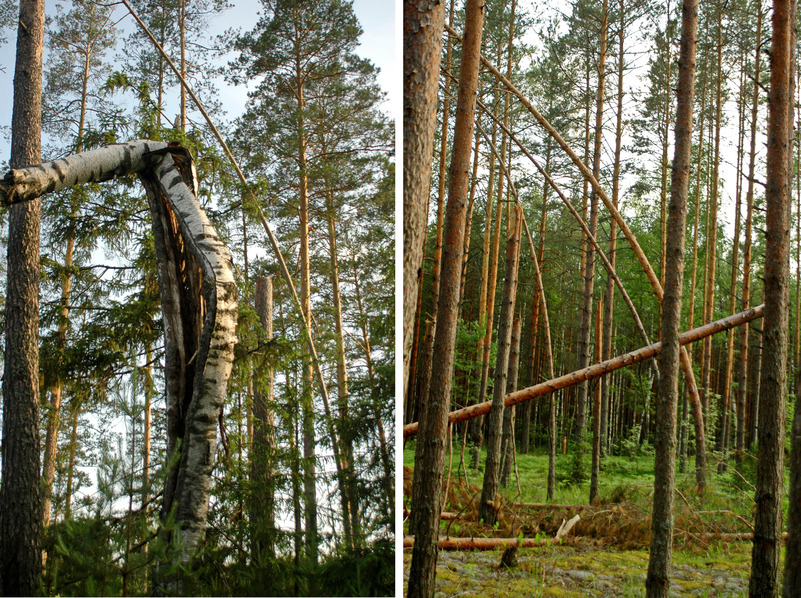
403;0;447;395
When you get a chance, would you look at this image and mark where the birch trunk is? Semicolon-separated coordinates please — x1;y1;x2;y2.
252;276;275;560
1;140;239;587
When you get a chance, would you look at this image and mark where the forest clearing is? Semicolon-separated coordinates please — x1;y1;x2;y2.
403;0;801;594
0;0;394;595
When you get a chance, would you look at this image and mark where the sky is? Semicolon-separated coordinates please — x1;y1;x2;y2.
0;0;398;166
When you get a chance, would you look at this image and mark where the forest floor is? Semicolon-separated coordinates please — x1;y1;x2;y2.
401;540;755;597
403;441;783;596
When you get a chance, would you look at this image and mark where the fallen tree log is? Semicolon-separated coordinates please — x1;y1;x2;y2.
404;304;765;437
403;536;552;550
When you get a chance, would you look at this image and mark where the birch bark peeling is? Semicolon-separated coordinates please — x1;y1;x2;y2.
404;305;764;437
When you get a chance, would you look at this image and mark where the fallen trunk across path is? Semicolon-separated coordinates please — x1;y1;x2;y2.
404;304;765;438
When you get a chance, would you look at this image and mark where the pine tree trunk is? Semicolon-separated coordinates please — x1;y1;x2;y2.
403;306;764;438
603;0;625;457
252;276;275;560
737;4;762;464
407;0;484;592
575;0;607;471
403;0;447;396
645;0;698;592
750;0;793;592
590;299;603;504
702;1;724;427
718;56;746;472
0;0;45;591
326;191;359;547
658;0;672;292
479;204;522;525
500;314;522;487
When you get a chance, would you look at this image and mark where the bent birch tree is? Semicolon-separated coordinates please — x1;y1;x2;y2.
0;139;238;573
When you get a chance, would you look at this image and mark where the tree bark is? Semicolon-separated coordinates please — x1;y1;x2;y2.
402;0;447;395
407;0;484;593
737;2;762;464
0;0;45;591
646;0;698;593
750;0;793;594
478;204;521;525
139;150;238;585
500;314;522;487
252;276;275;560
575;0;608;472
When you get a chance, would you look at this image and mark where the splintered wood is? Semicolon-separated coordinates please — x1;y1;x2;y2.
0;140;238;567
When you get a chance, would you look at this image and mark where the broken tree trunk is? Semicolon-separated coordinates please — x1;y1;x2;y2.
0;139;238;582
139;149;237;577
404;305;764;438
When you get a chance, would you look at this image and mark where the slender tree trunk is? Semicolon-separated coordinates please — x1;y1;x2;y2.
252;277;275;560
479;205;522;525
0;0;45;592
500;314;522;487
701;0;725;426
294;62;321;570
407;0;484;592
749;0;793;592
179;0;186;130
683;48;708;472
590;299;603;505
65;396;81;520
645;0;698;592
326;189;358;547
41;52;93;529
737;1;762;464
601;0;625;458
575;0;608;475
659;0;673;291
402;0;447;395
719;56;746;472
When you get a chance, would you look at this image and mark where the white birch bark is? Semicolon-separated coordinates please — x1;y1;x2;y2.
139;151;237;568
0;139;238;574
0;139;168;203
